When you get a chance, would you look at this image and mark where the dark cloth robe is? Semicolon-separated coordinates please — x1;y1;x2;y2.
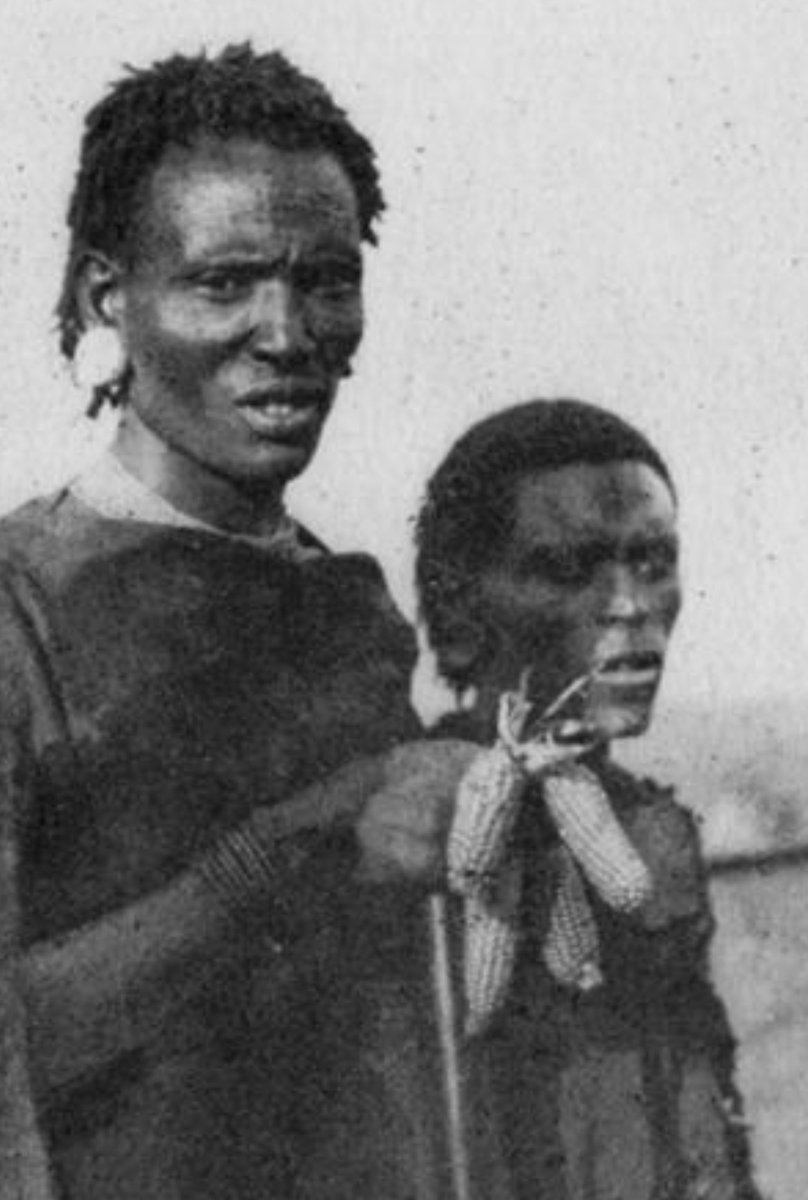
0;490;494;1200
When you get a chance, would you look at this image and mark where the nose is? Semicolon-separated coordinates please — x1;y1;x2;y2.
248;281;313;365
599;564;648;625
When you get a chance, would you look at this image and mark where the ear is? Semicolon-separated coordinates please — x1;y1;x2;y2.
74;251;126;333
437;610;492;681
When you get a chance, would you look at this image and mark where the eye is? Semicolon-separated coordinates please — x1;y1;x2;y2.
193;270;252;302
550;552;598;587
315;279;362;303
298;259;363;303
520;547;598;587
633;539;679;582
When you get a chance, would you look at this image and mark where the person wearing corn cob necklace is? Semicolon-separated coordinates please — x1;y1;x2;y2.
0;46;484;1200
416;399;761;1200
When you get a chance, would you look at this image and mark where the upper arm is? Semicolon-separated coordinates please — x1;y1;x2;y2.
0;566;72;929
0;603;56;1195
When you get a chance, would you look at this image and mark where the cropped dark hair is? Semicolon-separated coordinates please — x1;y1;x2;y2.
415;398;675;690
58;42;384;381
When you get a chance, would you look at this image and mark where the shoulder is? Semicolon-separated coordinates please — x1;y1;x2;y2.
0;488;135;581
299;551;418;670
0;491;71;563
304;550;397;596
0;503;65;644
601;758;702;848
429;712;480;741
599;759;710;928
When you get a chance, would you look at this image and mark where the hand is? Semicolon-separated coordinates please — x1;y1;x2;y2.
511;719;599;778
250;755;388;842
355;739;479;887
498;688;597;778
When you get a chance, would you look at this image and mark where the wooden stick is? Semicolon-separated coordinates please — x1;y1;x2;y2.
428;893;473;1200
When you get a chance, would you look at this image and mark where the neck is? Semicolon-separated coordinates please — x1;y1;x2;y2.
465;678;503;741
112;410;286;537
464;675;612;765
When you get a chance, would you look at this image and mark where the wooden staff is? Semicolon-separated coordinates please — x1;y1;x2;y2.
428;892;472;1200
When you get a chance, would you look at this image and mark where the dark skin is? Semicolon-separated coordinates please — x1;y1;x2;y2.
82;137;364;535
74;134;470;888
442;459;757;1200
452;459;682;748
16;137;475;1104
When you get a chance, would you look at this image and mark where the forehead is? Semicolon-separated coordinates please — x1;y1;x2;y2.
509;460;676;546
133;136;361;262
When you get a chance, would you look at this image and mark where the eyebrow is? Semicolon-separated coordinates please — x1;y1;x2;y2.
182;241;363;268
517;531;679;565
175;245;364;284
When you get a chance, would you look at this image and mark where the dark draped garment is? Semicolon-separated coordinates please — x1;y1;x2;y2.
438;715;762;1200
0;490;505;1200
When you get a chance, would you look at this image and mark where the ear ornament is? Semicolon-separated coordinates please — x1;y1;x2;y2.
72;327;127;394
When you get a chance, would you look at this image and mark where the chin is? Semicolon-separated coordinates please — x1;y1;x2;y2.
594;704;653;741
236;443;318;489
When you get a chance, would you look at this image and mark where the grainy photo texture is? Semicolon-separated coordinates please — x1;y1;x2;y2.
0;4;806;1198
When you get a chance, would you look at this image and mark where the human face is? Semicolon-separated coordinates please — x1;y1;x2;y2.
112;137;364;506
476;460;681;740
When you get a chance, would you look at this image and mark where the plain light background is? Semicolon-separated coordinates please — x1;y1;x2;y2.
2;5;808;1196
1;0;806;722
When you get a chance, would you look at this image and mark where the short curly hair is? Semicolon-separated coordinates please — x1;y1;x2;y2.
415;398;675;691
58;42;384;403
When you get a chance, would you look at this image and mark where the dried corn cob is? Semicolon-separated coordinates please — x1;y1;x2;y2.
543;766;653;912
447;701;529;1034
448;742;525;898
449;678;654;1034
462;859;522;1037
448;682;595;899
543;846;603;991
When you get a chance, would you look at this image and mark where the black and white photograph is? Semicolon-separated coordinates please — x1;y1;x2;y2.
0;2;806;1197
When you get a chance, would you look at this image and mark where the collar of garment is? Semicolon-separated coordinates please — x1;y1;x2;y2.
70;452;322;562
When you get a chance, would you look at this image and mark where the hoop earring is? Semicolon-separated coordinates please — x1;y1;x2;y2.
72;328;127;394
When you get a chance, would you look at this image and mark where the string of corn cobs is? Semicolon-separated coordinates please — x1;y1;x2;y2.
447;688;654;1036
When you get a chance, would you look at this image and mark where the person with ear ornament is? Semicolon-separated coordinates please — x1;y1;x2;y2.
0;44;492;1200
